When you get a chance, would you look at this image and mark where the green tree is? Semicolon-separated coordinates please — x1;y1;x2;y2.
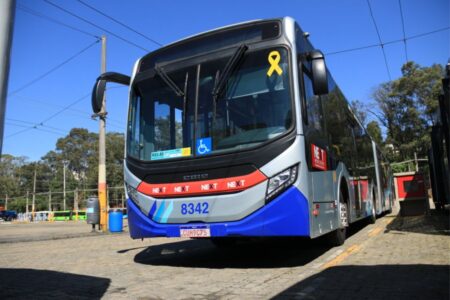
0;154;26;199
106;132;124;188
372;62;444;161
366;121;383;146
2;128;125;211
55;128;98;185
351;100;367;126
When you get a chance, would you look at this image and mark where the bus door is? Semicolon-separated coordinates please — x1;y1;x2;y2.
299;63;336;236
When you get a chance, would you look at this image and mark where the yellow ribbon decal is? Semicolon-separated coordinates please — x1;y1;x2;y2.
267;50;283;77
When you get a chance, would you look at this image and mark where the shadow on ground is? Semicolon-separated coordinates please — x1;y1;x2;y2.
272;264;450;300
133;217;372;269
0;268;110;299
134;238;329;269
386;209;450;236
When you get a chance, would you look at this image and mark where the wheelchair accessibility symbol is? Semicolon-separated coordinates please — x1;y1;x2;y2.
196;137;212;155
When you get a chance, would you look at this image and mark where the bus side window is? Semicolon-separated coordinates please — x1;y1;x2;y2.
127;93;142;159
302;67;323;131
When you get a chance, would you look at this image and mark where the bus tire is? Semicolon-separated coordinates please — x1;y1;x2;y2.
327;193;347;247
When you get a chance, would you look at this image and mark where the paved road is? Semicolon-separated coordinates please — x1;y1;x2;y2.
0;209;448;299
0;220;106;243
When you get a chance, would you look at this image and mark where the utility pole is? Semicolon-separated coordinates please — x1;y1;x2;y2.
32;164;37;219
74;188;79;220
63;161;67;211
98;35;108;232
5;194;7;210
26;190;29;216
414;152;419;172
48;189;52;212
0;0;15;156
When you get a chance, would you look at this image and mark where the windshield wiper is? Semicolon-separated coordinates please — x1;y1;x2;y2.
182;72;189;123
155;65;185;97
212;44;248;100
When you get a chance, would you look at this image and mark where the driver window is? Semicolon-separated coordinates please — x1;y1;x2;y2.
302;68;323;131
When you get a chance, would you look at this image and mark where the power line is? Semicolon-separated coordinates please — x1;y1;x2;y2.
40;92;91;124
398;0;408;63
326;43;380;56
404;26;450;41
6;118;68;134
12;94;124;128
5;122;68;137
5;92;91;139
326;26;450;56
44;0;150;52
8;39;100;96
5;91;126;139
366;0;392;81
17;4;100;39
76;0;162;47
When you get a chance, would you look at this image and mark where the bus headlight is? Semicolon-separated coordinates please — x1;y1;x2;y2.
265;165;298;202
125;183;139;205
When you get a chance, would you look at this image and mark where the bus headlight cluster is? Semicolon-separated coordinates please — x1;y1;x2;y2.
265;165;298;202
125;183;139;205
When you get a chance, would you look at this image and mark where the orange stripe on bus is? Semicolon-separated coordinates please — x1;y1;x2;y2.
137;170;267;198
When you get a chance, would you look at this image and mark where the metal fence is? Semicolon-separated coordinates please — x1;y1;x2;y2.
1;186;126;213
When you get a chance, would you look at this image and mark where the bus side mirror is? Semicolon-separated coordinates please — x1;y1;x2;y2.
92;72;131;114
309;50;328;95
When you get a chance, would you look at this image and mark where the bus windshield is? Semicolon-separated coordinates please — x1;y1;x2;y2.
127;47;292;161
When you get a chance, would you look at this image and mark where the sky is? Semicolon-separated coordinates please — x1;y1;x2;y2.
3;0;449;162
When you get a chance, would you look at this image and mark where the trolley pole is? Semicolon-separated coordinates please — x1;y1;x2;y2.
0;0;15;156
98;35;108;232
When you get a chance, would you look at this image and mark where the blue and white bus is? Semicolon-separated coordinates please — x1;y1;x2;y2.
92;17;393;246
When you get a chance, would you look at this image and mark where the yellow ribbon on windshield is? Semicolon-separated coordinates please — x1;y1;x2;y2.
267;51;283;77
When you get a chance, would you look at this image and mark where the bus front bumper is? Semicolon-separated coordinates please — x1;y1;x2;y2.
127;186;310;238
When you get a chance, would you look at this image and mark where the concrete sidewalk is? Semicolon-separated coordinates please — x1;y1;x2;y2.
274;210;450;299
0;220;128;243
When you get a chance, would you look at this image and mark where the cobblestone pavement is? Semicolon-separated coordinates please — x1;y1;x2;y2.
0;208;448;299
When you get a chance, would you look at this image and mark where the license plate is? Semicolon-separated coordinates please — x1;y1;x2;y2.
180;225;210;238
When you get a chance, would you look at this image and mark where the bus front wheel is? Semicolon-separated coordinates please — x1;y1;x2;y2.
327;195;347;247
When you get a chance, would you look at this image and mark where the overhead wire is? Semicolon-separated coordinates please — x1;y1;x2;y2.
17;3;100;39
325;26;450;56
7;86;127;139
13;94;125;128
404;26;450;41
398;0;408;63
6;118;68;134
44;0;150;52
5;122;68;137
7;39;100;96
5;92;91;139
366;0;392;81
76;0;162;47
5;90;126;139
